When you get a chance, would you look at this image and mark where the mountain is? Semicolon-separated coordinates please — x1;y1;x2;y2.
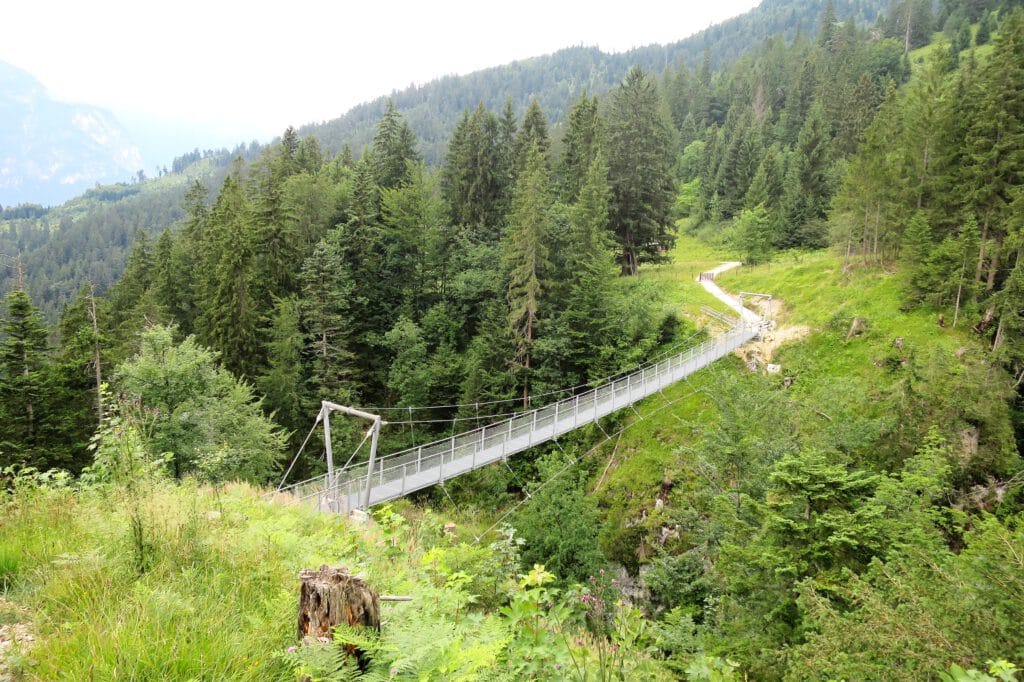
0;61;143;207
300;0;887;161
1;0;891;318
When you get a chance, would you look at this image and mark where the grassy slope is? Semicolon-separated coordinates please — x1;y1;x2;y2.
1;481;508;680
1;478;673;680
592;239;1011;566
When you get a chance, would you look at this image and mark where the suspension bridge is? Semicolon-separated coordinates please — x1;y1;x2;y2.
274;263;768;515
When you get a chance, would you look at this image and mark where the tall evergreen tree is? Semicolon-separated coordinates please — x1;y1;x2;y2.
504;143;553;404
257;295;308;451
442;104;506;241
195;169;262;378
557;94;604;202
540;151;618;386
371;99;420;190
0;290;52;468
606;66;676;275
299;229;357;405
516;98;551;169
781;101;834;247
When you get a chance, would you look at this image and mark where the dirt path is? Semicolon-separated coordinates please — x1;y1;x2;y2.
0;598;33;682
698;262;809;363
697;262;761;325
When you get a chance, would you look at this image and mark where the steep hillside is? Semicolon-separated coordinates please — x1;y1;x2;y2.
300;0;887;162
0;0;891;319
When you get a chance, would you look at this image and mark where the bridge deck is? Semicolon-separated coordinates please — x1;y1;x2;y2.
281;320;760;513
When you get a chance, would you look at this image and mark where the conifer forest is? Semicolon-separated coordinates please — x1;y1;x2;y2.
2;1;1024;679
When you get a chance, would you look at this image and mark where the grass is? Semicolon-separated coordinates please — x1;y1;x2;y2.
640;234;744;322
0;477;674;680
589;242;1014;566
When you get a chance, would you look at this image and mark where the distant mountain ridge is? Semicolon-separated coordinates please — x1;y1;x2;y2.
300;0;885;161
1;0;890;318
0;61;143;207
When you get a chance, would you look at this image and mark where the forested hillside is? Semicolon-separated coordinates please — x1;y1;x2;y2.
0;0;887;321
299;0;888;163
3;0;1024;679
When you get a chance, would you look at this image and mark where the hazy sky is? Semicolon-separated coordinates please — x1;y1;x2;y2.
6;0;759;144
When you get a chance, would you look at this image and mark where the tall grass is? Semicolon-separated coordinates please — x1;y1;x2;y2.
1;482;365;680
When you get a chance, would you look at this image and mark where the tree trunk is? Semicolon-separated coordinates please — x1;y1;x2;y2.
297;566;380;669
987;239;1000;291
88;281;103;425
976;220;989;284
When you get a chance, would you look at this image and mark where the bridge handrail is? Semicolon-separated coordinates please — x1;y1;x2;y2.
277;321;756;507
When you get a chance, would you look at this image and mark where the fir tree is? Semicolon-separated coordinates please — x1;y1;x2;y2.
300;229;357;405
606;66;676;275
516;98;550;169
371;99;420;190
540;151;617;386
557;94;603;202
504;143;553;405
0;290;52;468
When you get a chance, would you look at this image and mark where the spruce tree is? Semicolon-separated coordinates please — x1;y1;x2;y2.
541;151;617;386
516;98;550;169
504;143;553;404
257;295;307;450
300;229;357;405
606;66;676;275
557;94;603;202
781;102;833;247
195;169;263;379
372;99;420;190
0;290;52;468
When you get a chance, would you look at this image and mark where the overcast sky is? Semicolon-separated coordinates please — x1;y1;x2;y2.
6;0;759;145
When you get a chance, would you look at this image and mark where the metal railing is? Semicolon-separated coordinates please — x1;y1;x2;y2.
279;320;759;513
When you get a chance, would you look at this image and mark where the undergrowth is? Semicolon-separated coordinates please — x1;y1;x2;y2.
0;472;676;680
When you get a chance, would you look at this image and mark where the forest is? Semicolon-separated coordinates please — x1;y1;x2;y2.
2;0;1024;679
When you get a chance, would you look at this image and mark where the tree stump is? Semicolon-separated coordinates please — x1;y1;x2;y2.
297;566;380;669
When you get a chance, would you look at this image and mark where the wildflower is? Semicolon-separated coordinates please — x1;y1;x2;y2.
286;646;297;653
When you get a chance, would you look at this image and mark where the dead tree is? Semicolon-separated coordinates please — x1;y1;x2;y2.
297;566;380;670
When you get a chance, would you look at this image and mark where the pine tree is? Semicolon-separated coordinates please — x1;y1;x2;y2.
557;94;603;202
781;102;833;248
962;10;1024;291
442;104;506;241
372;99;420;190
257;295;307;449
516;98;550;169
540;151;617;386
0;290;51;468
195;169;263;378
606;66;676;275
51;284;109;472
504;143;553;404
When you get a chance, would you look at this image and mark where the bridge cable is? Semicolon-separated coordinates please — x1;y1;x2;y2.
275;418;322;492
340;428;374;471
344;330;707;415
473;387;700;544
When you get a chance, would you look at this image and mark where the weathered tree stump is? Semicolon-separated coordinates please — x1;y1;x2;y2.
846;317;866;339
297;566;380;669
